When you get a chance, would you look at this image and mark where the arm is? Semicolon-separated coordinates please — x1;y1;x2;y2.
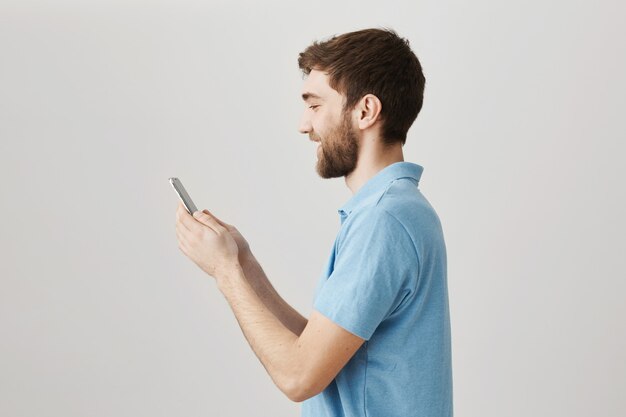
239;250;308;336
175;205;362;402
197;208;308;336
217;263;365;403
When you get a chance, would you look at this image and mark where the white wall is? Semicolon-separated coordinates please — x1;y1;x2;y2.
1;0;624;416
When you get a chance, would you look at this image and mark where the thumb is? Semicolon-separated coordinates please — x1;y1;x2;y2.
202;209;231;229
191;210;221;231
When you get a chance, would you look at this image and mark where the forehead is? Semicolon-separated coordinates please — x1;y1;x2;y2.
301;69;342;102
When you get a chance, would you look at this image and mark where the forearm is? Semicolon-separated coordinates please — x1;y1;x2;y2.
216;263;304;400
239;251;308;336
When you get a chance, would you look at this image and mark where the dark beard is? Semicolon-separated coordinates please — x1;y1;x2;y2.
316;111;360;179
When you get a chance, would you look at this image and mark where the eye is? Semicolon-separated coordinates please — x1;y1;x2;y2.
309;105;320;110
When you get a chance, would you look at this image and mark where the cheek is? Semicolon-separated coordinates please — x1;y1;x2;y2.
313;114;332;137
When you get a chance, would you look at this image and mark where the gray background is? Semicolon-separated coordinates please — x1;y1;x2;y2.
1;0;625;416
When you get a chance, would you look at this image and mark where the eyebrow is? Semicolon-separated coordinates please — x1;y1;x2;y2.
302;92;323;102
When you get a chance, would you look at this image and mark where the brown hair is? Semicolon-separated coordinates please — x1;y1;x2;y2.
298;27;425;146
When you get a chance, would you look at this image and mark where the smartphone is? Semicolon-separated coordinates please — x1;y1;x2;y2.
169;177;198;215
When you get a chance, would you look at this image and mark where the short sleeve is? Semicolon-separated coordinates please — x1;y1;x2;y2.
314;207;420;340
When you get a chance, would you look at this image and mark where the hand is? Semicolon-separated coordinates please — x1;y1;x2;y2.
199;208;252;260
175;202;240;280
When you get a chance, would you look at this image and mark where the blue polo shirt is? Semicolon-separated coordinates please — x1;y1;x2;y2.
301;162;453;417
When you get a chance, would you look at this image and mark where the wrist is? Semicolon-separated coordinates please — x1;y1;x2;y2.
216;262;246;293
239;248;256;269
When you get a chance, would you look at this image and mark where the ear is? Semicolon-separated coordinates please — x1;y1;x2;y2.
355;94;383;130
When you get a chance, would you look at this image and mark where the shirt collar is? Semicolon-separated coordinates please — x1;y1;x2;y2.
338;161;424;222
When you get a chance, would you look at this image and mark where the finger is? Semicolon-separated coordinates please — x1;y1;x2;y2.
175;226;190;254
176;224;191;245
176;215;191;234
202;209;231;229
192;210;225;234
175;222;191;245
176;201;199;232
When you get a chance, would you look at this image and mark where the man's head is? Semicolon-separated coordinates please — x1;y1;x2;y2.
297;27;425;178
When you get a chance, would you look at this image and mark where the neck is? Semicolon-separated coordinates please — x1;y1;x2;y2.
345;142;404;195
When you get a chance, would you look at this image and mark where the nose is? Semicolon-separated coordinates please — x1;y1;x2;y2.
298;111;312;135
